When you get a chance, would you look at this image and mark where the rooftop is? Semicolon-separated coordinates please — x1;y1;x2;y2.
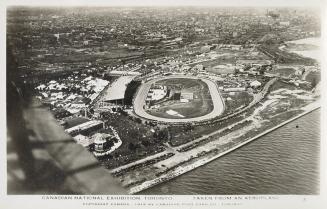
65;120;104;134
102;76;135;101
64;117;90;129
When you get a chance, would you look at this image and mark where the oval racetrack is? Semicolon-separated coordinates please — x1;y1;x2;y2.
133;75;225;123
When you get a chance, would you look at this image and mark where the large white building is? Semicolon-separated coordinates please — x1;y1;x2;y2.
250;80;262;88
180;89;194;102
65;120;104;136
102;76;135;104
146;85;167;101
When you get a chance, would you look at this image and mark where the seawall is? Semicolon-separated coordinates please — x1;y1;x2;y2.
129;100;320;194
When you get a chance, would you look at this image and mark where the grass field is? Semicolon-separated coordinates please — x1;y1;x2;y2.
270;67;296;77
146;78;214;119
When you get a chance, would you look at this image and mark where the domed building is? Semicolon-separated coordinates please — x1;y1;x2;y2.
93;132;121;157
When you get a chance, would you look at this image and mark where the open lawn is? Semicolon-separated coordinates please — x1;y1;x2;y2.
146;78;214;119
270;67;296;77
134;75;224;123
99;112;165;168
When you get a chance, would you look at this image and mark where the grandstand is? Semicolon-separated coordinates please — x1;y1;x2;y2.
109;70;141;76
101;76;135;105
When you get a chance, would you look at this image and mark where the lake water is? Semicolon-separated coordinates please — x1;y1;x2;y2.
286;37;321;61
140;109;320;195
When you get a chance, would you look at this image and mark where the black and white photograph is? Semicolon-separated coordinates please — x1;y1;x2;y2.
1;0;326;208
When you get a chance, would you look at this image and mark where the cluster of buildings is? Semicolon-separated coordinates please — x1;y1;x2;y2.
180;89;194;103
146;85;168;102
35;75;109;114
63;117;122;157
218;74;263;93
7;7;321;162
8;7;320;80
146;83;195;105
143;43;272;78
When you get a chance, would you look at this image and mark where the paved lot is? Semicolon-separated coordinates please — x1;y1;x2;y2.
133;75;225;123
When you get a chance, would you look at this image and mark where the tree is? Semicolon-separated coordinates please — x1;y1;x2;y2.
141;140;150;147
128;142;136;151
183;124;193;132
155;128;169;141
135;118;142;124
89;108;95;114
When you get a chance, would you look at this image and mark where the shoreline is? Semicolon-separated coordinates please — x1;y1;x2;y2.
128;100;320;194
280;36;321;61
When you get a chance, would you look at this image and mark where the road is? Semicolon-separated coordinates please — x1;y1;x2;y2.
110;77;278;179
133;75;225;123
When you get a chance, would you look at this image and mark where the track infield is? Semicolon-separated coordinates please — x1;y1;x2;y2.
133;75;225;123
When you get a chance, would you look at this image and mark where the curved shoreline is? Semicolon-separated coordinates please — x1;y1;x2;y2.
129;101;320;194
